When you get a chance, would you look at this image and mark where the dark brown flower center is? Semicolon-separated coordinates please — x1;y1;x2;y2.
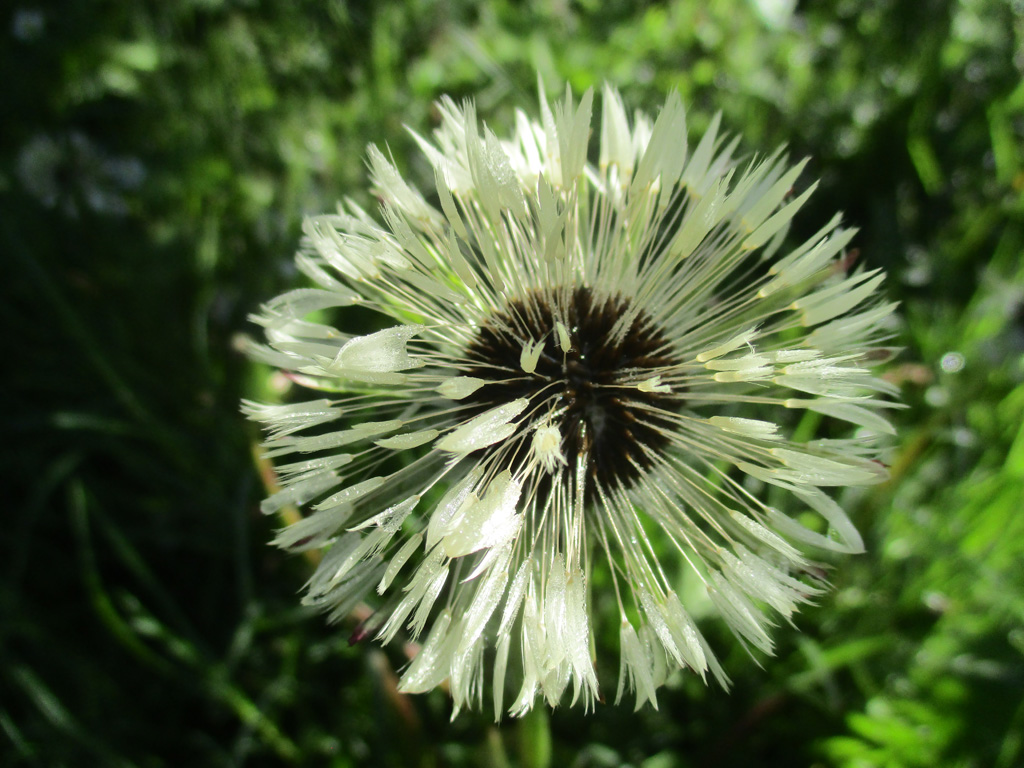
462;286;681;502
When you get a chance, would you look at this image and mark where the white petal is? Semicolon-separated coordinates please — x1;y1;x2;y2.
703;354;770;372
378;551;449;644
531;423;567;472
600;84;634;176
426;467;483;549
436;398;529;454
743;182;818;250
555;321;572;352
563;566;598;707
707;416;781;440
437;376;487;400
260;473;338;515
662;591;710;677
367;145;443;227
457;546;513;655
767;487;866;554
327;325;424;375
615;621;659;711
441;471;523;558
520;338;544;374
397;609;456;692
374;428;440;449
695;328;759;362
770;447;883;486
263;419;402;457
759;224;856;295
729;510;806;563
708;572;774;654
242;398;341;438
721;546;818;618
740;157;808;232
638;375;672;393
271;504;350;551
314;476;387;511
377;532;423;593
348;494;420;532
493;632;512;721
796;272;886;326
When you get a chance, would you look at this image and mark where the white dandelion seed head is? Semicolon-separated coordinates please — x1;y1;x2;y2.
245;80;900;718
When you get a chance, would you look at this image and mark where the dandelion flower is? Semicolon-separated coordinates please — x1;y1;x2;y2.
244;82;898;718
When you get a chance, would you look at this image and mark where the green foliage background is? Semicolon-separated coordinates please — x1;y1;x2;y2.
2;0;1022;765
